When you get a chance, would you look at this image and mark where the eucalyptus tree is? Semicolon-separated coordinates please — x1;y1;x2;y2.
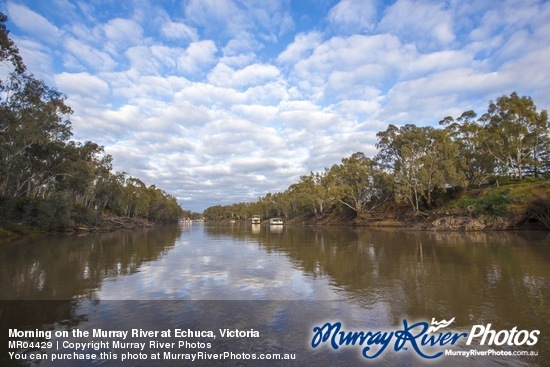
286;171;332;218
531;109;549;177
1;14;73;200
0;13;25;74
52;141;95;203
0;66;72;197
479;92;549;179
376;125;462;212
326;152;393;216
258;193;275;218
203;205;226;221
129;177;150;218
147;186;183;222
440;110;495;186
94;170;125;211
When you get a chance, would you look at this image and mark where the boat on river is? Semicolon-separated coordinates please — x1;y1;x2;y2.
251;215;261;224
269;218;283;225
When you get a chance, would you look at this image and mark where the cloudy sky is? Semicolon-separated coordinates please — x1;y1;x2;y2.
3;0;549;212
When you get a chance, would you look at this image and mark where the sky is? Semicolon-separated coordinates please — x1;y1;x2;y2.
2;0;550;212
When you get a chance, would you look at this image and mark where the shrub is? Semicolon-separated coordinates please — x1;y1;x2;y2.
454;189;510;217
71;205;100;226
36;193;72;231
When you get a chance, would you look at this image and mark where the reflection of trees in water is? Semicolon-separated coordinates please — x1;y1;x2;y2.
1;225;548;366
0;226;182;300
0;227;183;366
208;225;549;332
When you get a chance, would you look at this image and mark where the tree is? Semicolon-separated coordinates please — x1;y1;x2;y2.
326;152;392;216
1;14;71;196
286;171;331;218
376;124;463;212
0;13;25;74
0;73;73;197
480;92;549;179
56;141;113;207
440;110;495;186
532;109;550;177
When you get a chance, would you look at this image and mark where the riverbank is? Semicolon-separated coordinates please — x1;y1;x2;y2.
0;213;157;238
74;213;156;232
351;213;547;231
2;181;549;237
286;180;550;231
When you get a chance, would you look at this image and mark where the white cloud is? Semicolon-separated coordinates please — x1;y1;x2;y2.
6;2;62;43
54;72;110;104
383;68;506;123
328;0;378;34
176;82;246;107
177;40;218;75
149;45;179;68
125;46;162;75
184;0;291;42
378;0;455;48
221;33;262;61
6;37;54;79
278;100;340;131
102;18;144;55
185;0;248;36
277;32;323;64
160;20;198;42
244;79;290;105
331;99;383;120
402;50;474;77
231;104;279;124
208;63;280;89
289;33;405;100
64;37;116;71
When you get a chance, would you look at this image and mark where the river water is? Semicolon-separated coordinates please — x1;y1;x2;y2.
1;223;549;366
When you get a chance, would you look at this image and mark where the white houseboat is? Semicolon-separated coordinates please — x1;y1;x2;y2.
269;218;284;225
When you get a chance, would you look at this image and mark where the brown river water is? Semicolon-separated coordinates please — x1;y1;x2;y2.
1;223;548;366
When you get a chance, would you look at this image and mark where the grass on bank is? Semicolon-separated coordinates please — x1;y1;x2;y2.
448;179;550;229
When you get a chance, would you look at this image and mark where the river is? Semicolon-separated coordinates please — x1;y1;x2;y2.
1;223;549;366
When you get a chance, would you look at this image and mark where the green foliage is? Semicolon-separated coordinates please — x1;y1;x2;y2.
71;205;100;226
0;196;38;224
376;124;463;211
36;192;72;231
0;13;25;73
431;186;464;208
453;189;510;217
477;190;511;216
326;152;392;215
286;171;332;218
0;194;72;231
480;92;549;179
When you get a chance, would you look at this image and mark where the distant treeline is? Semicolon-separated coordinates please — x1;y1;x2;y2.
204;92;549;222
0;14;183;231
